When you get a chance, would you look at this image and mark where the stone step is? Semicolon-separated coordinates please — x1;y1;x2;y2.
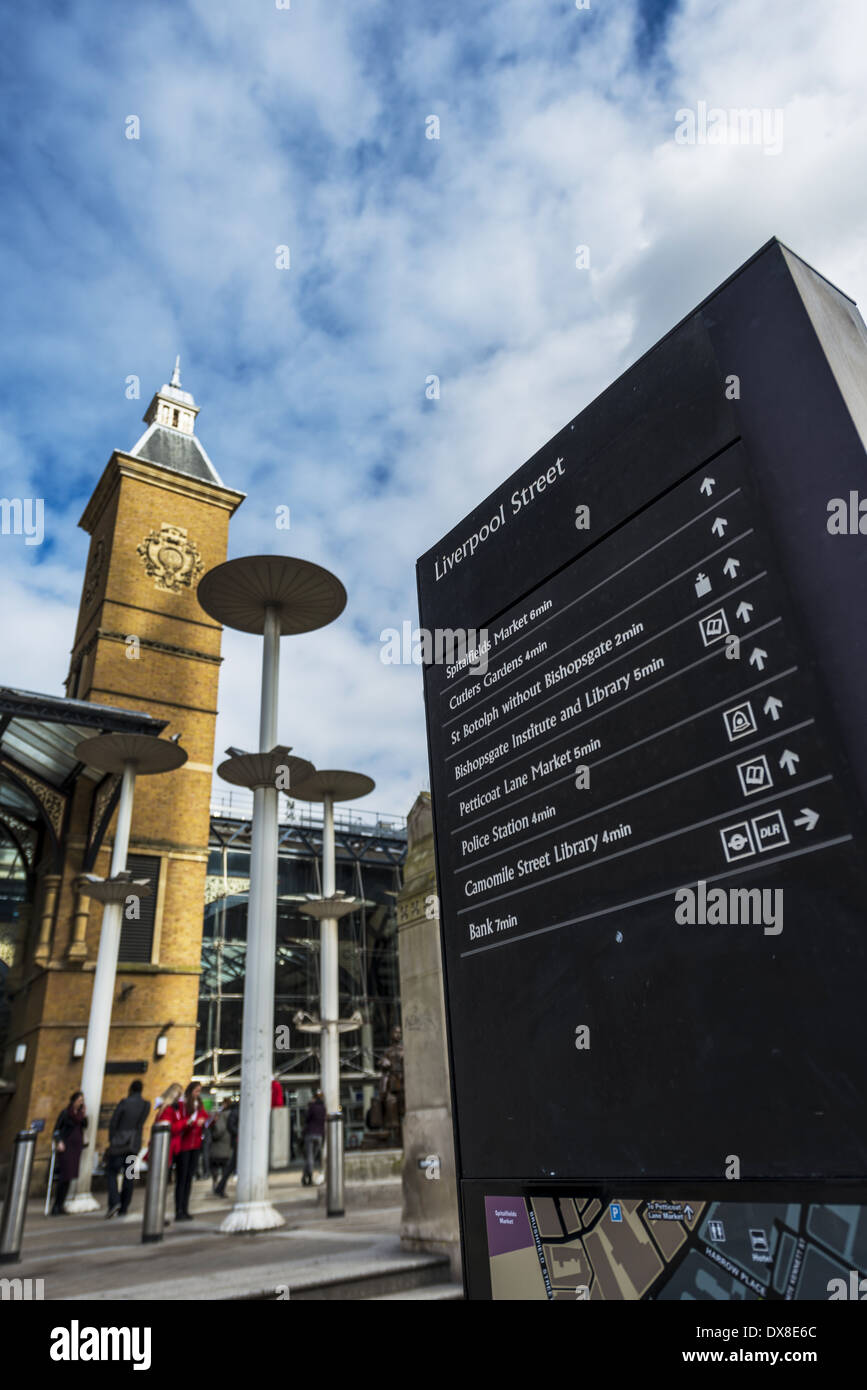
370;1282;464;1301
234;1252;452;1301
315;1178;402;1209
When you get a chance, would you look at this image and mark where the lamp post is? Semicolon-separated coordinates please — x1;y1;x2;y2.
215;746;313;1227
65;733;187;1212
197;555;345;1231
290;770;375;1214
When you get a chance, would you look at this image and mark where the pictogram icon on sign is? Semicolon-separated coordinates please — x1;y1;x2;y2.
723;701;757;742
751;809;789;853
737;754;773;797
720;821;757;863
699;609;730;646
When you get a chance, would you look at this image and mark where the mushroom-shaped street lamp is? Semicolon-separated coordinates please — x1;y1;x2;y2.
197;555;345;1233
290;770;374;1216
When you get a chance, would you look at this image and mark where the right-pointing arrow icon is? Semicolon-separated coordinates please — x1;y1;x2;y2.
794;808;819;831
711;516;728;537
763;695;783;720
749;647;768;670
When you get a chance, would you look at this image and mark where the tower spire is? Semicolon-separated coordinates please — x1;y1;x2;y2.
130;363;226;485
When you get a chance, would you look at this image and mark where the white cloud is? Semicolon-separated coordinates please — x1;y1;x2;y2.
2;0;866;817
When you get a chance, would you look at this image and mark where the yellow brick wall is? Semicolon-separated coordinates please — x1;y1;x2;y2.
0;450;242;1177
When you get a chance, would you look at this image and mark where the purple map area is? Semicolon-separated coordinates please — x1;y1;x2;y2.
485;1196;534;1257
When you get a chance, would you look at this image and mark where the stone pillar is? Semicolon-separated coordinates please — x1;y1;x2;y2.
66;878;92;962
33;873;61;966
397;792;461;1279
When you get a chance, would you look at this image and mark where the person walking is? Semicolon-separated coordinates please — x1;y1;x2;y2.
50;1091;88;1215
105;1080;149;1218
171;1081;208;1220
301;1089;325;1187
214;1097;239;1197
209;1097;233;1195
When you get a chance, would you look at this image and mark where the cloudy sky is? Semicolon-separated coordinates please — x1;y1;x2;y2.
1;0;865;819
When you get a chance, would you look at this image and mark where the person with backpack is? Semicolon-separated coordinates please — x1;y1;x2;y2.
50;1091;88;1215
105;1080;150;1218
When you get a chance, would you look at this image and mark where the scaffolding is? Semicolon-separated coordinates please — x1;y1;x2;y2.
194;805;407;1144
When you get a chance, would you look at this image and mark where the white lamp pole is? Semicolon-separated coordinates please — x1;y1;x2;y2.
235;604;280;1229
320;791;340;1115
291;769;375;1215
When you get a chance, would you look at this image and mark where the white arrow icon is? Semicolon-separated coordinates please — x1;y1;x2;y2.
794;808;819;831
763;695;783;720
723;557;740;579
736;601;753;624
749;647;768;670
711;516;728;537
700;477;716;497
684;1204;694;1221
779;749;800;775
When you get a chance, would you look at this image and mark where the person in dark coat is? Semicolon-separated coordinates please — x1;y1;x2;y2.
214;1098;238;1197
106;1080;150;1218
209;1097;233;1195
302;1090;326;1186
51;1091;88;1215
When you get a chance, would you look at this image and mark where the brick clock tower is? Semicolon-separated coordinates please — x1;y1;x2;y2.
63;362;244;1124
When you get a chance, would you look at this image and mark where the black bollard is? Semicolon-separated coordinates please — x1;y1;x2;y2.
0;1130;38;1264
141;1122;172;1244
326;1112;344;1218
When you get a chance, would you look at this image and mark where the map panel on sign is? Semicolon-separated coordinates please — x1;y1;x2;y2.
485;1197;867;1301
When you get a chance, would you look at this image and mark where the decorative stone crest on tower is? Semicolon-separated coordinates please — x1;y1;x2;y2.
137;523;204;592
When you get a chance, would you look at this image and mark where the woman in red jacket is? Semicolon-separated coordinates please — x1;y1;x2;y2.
170;1081;208;1221
155;1082;184;1157
153;1082;183;1222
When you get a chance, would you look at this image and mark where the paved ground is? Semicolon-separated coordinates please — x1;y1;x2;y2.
13;1169;415;1300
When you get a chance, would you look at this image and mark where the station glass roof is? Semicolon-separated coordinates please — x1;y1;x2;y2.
0;687;165;792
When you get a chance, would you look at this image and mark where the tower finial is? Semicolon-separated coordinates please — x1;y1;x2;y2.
171;355;181;388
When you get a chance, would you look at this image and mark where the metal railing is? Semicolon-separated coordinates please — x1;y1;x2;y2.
210;791;407;839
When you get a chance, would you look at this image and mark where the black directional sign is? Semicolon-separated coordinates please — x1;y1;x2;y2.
417;240;867;1298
